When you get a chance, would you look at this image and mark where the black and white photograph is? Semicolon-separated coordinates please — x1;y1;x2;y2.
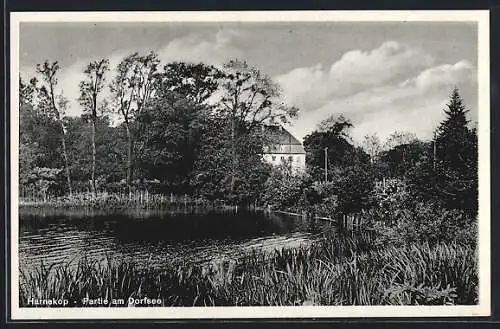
9;11;490;319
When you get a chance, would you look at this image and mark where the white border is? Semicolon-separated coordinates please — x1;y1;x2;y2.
9;10;491;320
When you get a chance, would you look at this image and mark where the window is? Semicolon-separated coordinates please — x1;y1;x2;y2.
288;156;293;161
271;156;276;161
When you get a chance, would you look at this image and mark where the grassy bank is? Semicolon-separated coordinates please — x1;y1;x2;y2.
18;192;226;210
20;234;477;307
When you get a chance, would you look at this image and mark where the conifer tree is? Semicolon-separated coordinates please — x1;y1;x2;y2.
434;88;477;211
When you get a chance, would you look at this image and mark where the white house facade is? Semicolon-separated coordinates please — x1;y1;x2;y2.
262;126;306;173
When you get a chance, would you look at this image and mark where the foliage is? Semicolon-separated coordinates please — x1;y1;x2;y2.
326;162;375;213
379;140;431;179
190;115;272;204
300;116;374;215
303;115;358;175
365;171;477;248
371;178;412;212
19;96;63;175
110;51;161;187
20;236;477;307
64;117;126;191
136;91;206;193
216;59;299;196
78;59;110;119
262;167;310;210
21;54;479;231
361;133;383;164
218;59;299;128
366;199;477;247
18;192;215;210
161;62;222;103
434;88;478;211
78;58;110;195
21;167;64;200
383;130;418;150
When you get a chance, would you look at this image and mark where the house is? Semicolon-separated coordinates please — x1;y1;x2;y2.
262;125;306;173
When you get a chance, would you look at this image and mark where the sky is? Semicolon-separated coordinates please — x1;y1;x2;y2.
19;21;478;144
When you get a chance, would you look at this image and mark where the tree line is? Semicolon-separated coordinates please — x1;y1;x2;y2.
264;88;477;217
19;54;298;204
19;52;477;215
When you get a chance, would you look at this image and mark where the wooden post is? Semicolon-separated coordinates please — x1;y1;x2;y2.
433;130;437;171
324;147;328;182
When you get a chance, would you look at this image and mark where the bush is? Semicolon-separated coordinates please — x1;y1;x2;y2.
366;201;477;247
262;167;310;209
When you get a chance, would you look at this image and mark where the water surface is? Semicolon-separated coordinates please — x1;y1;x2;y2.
19;208;335;272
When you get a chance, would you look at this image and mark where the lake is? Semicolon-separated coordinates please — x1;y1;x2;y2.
19;208;336;273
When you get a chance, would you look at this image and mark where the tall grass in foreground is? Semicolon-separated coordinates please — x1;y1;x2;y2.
20;237;477;307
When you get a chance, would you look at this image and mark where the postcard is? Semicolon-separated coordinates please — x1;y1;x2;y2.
9;10;490;320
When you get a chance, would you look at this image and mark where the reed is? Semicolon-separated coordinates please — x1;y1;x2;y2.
19;192;216;210
19;235;477;307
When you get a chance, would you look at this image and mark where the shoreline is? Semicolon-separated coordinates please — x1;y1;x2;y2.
18;192;238;210
18;237;477;307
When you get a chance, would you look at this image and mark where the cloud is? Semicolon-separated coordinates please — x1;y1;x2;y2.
409;60;476;91
20;30;245;117
275;41;436;111
157;29;244;65
286;59;477;144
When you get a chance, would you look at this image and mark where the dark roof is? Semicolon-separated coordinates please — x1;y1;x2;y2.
263;125;306;154
264;125;302;145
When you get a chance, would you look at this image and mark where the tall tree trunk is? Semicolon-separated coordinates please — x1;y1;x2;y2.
47;77;72;196
230;114;236;195
125;122;133;191
59;123;72;196
91;120;97;197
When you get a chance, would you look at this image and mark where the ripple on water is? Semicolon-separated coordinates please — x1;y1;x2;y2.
18;210;333;273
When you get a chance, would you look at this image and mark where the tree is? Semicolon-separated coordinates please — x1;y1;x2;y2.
218;60;299;196
161;62;222;104
133;62;224;193
19;77;40;195
110;51;160;190
36;61;73;195
19;77;38;107
303;116;373;213
65;116;126;192
136;91;207;193
78;58;110;196
361;133;383;164
303;115;357;179
434;88;477;211
316;114;353;138
383;131;418;150
379;139;430;178
190;114;233;200
328;160;375;213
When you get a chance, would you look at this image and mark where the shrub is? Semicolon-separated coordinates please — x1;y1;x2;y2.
262;168;310;209
366;201;477;247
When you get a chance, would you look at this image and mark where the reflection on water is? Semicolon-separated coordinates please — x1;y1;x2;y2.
19;208;335;272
